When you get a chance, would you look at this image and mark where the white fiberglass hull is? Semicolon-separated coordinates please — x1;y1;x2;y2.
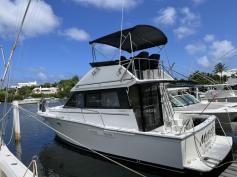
0;144;33;177
43;116;184;169
39;112;232;173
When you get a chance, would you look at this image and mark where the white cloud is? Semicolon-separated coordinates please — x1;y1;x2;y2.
37;72;48;81
185;42;206;54
209;40;237;61
173;7;200;39
71;0;140;10
180;7;200;27
174;26;195;39
152;6;200;39
153;7;177;25
0;0;60;38
197;56;210;67
186;36;237;67
62;28;90;41
203;34;215;42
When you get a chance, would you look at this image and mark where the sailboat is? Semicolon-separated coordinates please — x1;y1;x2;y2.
38;25;233;173
0;0;36;176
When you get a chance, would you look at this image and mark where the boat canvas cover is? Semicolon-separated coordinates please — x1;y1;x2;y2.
89;25;167;53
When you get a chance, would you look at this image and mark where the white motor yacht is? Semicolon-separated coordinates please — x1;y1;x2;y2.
168;87;237;132
197;84;237;102
38;25;233;173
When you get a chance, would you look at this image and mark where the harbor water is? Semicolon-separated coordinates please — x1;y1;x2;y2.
1;103;237;177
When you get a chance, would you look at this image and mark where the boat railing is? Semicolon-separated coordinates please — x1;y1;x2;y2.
160;84;175;128
120;57;170;80
81;109;106;127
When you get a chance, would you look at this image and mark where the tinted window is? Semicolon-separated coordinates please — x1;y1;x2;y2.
101;91;120;108
86;92;101;107
65;88;130;109
65;93;84;108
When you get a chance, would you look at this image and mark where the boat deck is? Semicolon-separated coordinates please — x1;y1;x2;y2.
219;163;237;177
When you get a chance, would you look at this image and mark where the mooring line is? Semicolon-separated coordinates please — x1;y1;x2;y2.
18;106;147;177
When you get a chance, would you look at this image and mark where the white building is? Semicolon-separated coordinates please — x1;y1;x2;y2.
219;68;237;77
33;87;58;94
11;81;37;89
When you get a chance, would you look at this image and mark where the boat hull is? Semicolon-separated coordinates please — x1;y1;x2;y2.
39;113;232;173
43;116;185;170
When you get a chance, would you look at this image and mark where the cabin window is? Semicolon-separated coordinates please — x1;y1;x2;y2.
64;93;84;108
101;91;120;108
85;88;129;109
65;88;129;109
86;92;101;107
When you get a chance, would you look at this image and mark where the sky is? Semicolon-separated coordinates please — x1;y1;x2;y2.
0;0;237;84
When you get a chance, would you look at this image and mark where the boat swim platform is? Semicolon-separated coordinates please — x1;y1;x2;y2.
219;163;237;177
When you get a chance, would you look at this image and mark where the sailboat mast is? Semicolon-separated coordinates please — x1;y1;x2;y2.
0;0;32;147
1;0;32;84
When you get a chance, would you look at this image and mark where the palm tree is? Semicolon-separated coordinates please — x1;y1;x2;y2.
213;63;227;83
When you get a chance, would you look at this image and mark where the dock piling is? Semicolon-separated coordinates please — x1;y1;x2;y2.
13;101;21;143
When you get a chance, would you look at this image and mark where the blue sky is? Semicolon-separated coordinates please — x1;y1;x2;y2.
0;0;237;84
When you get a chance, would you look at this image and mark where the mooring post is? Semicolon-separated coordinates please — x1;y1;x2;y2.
13;101;21;142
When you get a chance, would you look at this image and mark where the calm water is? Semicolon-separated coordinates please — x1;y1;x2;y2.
1;103;237;177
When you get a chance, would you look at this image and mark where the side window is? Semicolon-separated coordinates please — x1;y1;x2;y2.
65;93;84;108
86;92;101;107
101;91;120;108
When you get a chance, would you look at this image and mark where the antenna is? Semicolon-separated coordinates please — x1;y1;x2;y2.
119;0;124;65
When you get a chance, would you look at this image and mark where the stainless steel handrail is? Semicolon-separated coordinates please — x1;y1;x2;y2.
120;57;162;80
81;108;106;127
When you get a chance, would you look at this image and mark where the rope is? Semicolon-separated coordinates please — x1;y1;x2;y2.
6;122;14;146
0;106;13;123
0;106;13;147
192;113;236;169
22;158;38;177
18;106;147;177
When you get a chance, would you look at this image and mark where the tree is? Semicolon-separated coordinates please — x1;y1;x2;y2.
57;75;79;98
42;82;51;88
213;63;227;83
18;86;32;98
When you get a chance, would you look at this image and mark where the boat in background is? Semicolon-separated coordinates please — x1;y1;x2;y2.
38;25;233;173
18;98;41;105
168;87;237;133
196;84;237;103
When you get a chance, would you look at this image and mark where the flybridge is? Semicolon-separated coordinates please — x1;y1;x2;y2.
88;25;172;81
89;25;168;53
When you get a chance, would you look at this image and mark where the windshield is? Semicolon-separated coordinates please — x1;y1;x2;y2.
183;94;200;104
170;95;189;107
170;93;200;107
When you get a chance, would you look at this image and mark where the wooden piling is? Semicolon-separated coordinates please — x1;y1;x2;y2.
13;101;21;143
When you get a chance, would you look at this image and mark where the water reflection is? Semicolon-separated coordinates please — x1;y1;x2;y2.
15;141;22;160
39;140;155;177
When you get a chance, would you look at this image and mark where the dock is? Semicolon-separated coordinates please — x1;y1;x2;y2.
219;163;237;177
